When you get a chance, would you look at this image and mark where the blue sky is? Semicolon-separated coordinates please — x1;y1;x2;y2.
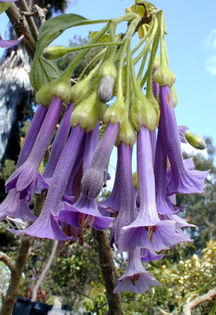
1;0;216;142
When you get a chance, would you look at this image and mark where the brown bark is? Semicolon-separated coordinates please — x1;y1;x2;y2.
0;236;31;315
93;230;123;315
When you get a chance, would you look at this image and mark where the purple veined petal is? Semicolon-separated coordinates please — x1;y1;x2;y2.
114;248;160;294
0;189;36;222
0;0;17;2
119;126;190;253
81;122;119;199
159;85;208;195
9;125;85;240
112;143;134;248
140;248;164;262
155;129;180;215
9;212;73;240
57;193;113;230
43;102;74;178
5;97;63;200
0;35;23;48
17;105;47;167
83;122;99;173
178;125;189;143
160;213;196;229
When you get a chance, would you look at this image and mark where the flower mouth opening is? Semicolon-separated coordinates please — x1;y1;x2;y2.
78;213;95;228
145;226;157;242
130;274;140;286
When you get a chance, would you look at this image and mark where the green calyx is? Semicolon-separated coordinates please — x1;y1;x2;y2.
116;119;136;147
130;91;158;131
36;78;71;106
153;64;176;87
69;77;91;103
98;60;117;79
70;91;100;132
104;99;127;125
185;131;206;150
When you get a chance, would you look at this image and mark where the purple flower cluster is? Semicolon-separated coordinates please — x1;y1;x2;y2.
0;4;208;294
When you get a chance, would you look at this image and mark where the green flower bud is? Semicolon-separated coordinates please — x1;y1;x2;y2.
71;92;99;132
171;86;178;107
104;99;127;125
148;95;160;127
185;131;206;150
43;46;69;60
98;75;115;103
130;92;158;131
153;64;176;87
116;119;136;147
36;79;71;106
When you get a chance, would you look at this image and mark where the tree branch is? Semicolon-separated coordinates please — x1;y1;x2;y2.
0;236;31;315
19;0;39;41
93;230;123;315
182;287;216;315
6;3;36;59
0;252;15;273
32;240;58;302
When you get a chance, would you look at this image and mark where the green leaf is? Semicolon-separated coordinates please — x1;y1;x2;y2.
0;3;11;14
32;56;61;91
30;13;107;90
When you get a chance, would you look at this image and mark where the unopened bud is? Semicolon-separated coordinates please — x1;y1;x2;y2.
98;75;115;103
99;61;117;79
185;131;206;150
69;78;89;103
43;46;69;60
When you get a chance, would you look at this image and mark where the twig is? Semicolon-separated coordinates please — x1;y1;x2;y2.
182;287;216;315
34;5;47;25
0;236;31;315
0;252;15;273
93;230;123;315
19;0;39;41
32;240;58;302
6;3;36;59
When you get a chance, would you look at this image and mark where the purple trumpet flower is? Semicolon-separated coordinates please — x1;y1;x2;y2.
0;35;23;48
0;105;47;222
114;248;160;293
58;124;113;230
119;126;189;252
36;103;73;193
112;142;134;248
155;129;180;215
10;125;85;240
0;189;36;222
0;0;17;2
81;122;119;199
6;97;62;201
159;85;208;195
57;193;113;230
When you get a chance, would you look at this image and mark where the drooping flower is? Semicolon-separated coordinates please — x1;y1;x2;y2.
119;126;189;252
114;248;160;293
81;122;119;199
6;97;63;201
0;105;47;222
57;124;113;230
10;125;85;240
0;35;23;48
36;102;73;193
159;85;208;195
